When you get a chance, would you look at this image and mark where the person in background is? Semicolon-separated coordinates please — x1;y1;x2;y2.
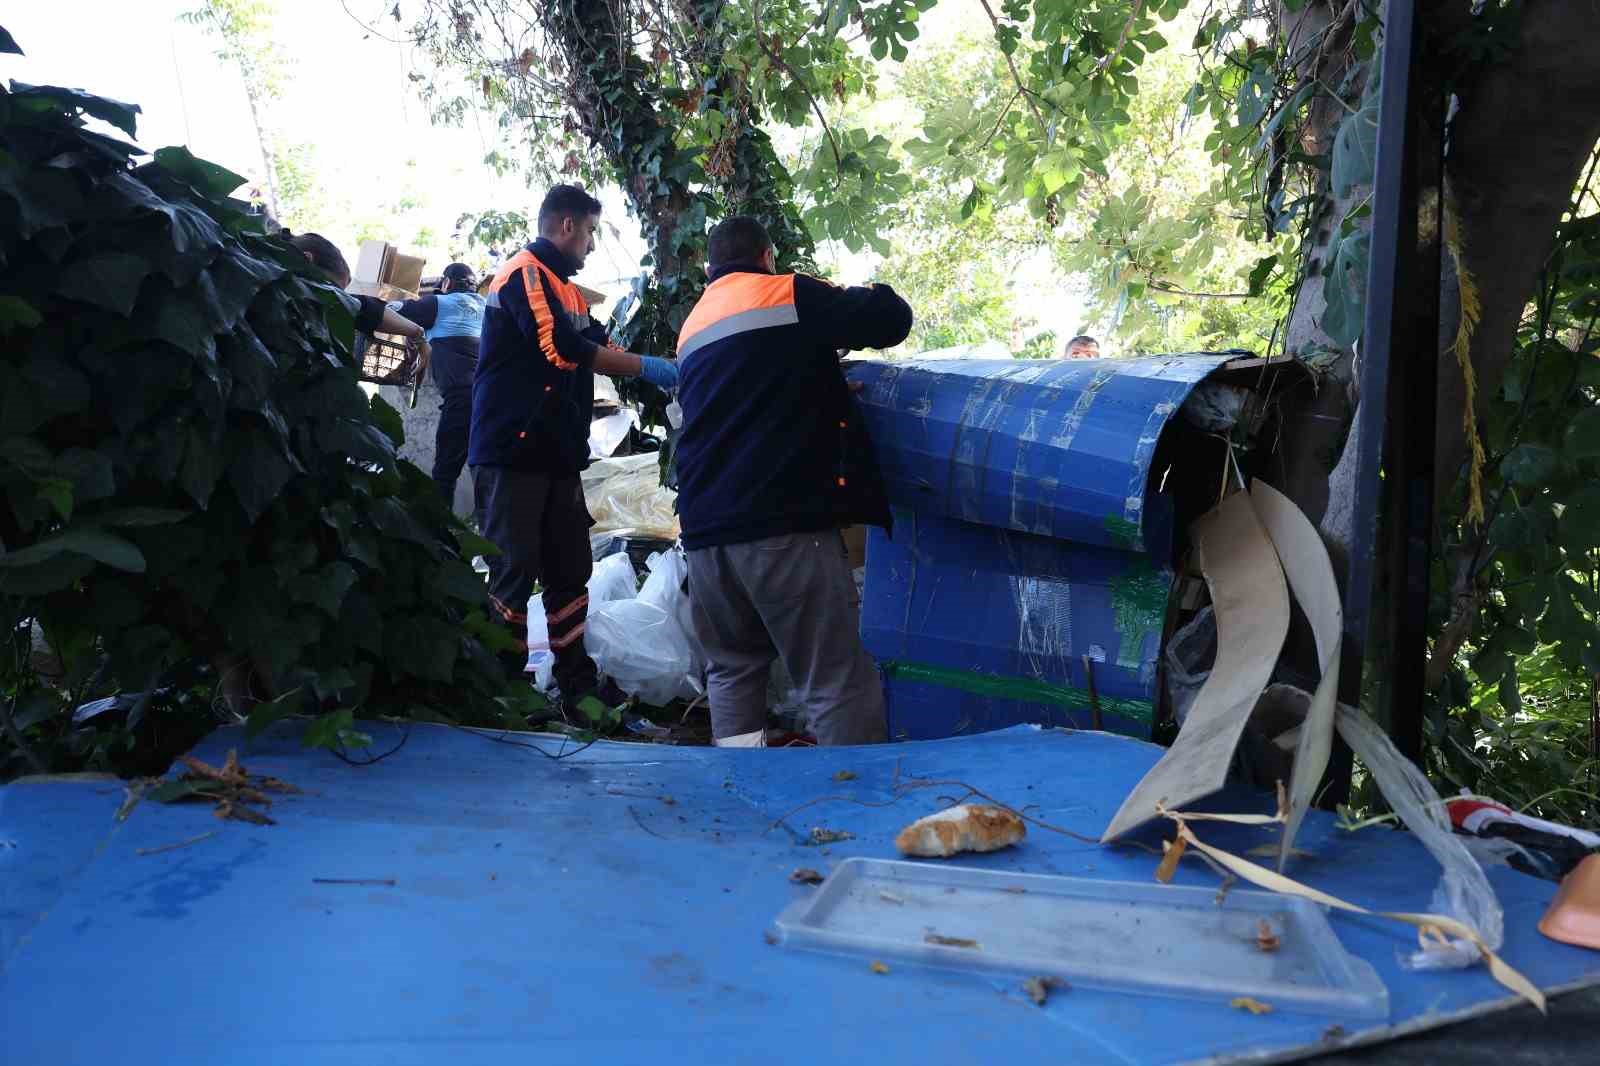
287;232;429;357
1065;334;1101;359
392;263;484;507
470;184;679;712
673;216;912;747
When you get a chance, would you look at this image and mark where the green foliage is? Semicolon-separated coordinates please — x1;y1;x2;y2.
1424;197;1600;827
0;80;530;779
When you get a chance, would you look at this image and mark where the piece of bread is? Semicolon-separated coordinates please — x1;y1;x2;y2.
894;804;1026;858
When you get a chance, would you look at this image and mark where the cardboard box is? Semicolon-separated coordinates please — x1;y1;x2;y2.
354;239;391;284
388;253;425;296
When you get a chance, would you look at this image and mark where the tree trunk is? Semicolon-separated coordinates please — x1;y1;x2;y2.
242;80;280;222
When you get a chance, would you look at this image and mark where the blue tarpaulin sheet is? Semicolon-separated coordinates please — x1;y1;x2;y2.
3;722;1596;1065
849;356;1238;739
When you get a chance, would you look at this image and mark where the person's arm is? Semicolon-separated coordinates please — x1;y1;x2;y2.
379;306;426;342
394;295;439;331
794;274;914;353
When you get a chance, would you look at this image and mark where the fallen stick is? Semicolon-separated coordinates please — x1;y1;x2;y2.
135;831;218;856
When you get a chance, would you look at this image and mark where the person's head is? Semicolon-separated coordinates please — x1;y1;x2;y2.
440;262;477;294
1065;334;1100;359
707;216;775;274
288;232;351;289
537;184;603;269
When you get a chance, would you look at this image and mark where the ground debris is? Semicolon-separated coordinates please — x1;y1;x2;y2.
833;770;858;782
809;827;854;845
1322;1025;1347;1042
763;930;779;946
895;804;1025;858
1230;997;1274;1015
924;934;980;949
1255;919;1280;953
790;867;826;885
135;831;218;856
1155;835;1187;883
1023;976;1068;1006
149;749;297;825
313;877;397;886
870;961;890;975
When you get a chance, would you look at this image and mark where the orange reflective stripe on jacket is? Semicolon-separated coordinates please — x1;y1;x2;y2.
677;273;799;358
486;249;590;370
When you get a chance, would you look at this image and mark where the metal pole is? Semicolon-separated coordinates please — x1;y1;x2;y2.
1338;0;1444;766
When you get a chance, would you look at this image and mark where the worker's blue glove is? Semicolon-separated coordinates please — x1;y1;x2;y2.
638;355;679;391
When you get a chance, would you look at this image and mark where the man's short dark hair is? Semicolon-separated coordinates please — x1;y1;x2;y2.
707;216;773;270
538;184;603;233
1068;334;1098;348
287;232;349;284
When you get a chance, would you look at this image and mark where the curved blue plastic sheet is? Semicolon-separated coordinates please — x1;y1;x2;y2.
848;355;1235;555
3;723;1596;1065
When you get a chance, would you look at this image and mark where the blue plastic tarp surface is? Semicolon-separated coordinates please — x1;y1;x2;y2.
3;723;1597;1065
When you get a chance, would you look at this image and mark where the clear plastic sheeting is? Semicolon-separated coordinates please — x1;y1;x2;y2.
527;553;641;688
581;453;679;538
1165;607;1216;725
1335;703;1505;970
588;551;640;605
587;548;703;706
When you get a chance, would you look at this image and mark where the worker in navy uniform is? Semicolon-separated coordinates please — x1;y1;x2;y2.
470;185;679;710
393;263;485;507
673;216;912;746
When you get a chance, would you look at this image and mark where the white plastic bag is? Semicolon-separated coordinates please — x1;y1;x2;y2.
589;551;639;604
587;547;702;706
524;603;554;692
639;549;704;685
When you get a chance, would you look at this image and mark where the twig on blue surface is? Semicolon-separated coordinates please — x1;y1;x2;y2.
312;877;397;886
628;805;666;839
135;831;218;856
331;722;411;766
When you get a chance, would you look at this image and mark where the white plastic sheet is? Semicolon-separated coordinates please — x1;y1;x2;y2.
581;454;679;537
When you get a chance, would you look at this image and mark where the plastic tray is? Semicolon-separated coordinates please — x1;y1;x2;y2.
773;858;1388;1018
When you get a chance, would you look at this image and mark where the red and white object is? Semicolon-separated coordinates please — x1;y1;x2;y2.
1446;795;1600;850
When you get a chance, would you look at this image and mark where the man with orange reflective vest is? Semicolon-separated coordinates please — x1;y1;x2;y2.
470;185;678;710
673;216;913;746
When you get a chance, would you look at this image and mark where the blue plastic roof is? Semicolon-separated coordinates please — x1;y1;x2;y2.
4;722;1596;1064
849;355;1235;555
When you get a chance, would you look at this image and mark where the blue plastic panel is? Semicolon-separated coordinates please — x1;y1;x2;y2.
848;355;1233;555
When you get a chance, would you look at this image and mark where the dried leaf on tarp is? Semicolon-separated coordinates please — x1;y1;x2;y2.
810;827;854;845
833;770;857;782
1155;835;1187;883
1256;919;1280;953
870;960;890;975
924;934;980;949
790;867;826;885
150;748;294;826
1231;997;1274;1015
1024;975;1068;1006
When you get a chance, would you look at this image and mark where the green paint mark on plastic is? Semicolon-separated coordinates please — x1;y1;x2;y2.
1110;559;1169;669
1104;514;1141;549
880;659;1154;729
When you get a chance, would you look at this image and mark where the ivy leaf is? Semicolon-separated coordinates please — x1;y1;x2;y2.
1248;254;1279;297
0;295;42;334
227;432;293;524
1564;406;1600;459
1559;485;1600;553
289;562;359;617
245;690;303;741
384;616;460;684
0;527;146;572
1321;230;1370;346
11;83;140;137
369;392;405;447
1502;443;1562;488
1332;93;1380;196
302;707;371;751
56;251;148;316
86;506;191;527
152;146;247;200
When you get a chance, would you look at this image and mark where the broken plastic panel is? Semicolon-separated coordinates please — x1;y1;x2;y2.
773;858;1389;1019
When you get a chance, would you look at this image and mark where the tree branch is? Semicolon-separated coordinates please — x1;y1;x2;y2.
976;0;1050;143
1093;0;1145;78
753;0;842;167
